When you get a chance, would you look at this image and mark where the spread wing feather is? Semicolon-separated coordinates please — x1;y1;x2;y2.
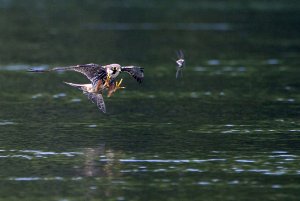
29;63;107;86
83;91;106;113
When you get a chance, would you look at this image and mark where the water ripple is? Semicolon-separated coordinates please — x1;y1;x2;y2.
53;93;67;98
31;93;43;99
100;159;226;163
82;23;231;31
70;98;82;102
0;150;83;160
0;120;15;126
7;176;78;181
197;181;211;185
235;159;256;163
266;59;279;65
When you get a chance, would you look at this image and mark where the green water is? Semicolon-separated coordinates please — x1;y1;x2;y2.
0;1;300;201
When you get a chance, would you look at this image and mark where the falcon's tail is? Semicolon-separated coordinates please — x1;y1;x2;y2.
64;82;87;91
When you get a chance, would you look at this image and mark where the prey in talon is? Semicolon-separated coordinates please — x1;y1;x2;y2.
175;50;185;79
28;63;144;113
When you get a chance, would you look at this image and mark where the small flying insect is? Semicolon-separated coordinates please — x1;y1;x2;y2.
175;50;185;79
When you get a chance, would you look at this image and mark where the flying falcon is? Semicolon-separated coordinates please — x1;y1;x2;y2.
28;63;144;113
175;50;185;79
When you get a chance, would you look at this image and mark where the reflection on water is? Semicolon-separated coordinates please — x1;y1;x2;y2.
1;148;300;176
1;146;300;200
80;145;122;178
1;140;300;200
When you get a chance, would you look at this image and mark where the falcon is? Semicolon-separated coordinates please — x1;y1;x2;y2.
175;50;185;79
28;63;144;113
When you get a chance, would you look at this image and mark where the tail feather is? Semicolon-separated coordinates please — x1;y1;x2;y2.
64;82;85;90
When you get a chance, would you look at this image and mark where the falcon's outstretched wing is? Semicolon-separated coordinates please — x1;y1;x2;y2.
121;66;144;83
28;63;107;86
83;91;106;113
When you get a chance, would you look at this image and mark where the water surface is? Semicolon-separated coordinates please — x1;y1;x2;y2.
0;1;300;201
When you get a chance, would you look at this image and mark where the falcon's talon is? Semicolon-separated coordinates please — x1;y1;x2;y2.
117;78;124;87
117;78;123;85
114;79;126;92
104;74;111;87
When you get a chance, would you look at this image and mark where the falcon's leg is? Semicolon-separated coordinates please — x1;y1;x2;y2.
107;79;125;97
114;78;125;92
96;79;103;92
116;79;125;89
107;82;116;97
104;74;111;87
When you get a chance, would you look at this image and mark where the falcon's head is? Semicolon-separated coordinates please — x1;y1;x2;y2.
105;64;122;79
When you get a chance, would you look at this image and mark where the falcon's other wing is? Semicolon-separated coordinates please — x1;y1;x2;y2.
121;66;144;83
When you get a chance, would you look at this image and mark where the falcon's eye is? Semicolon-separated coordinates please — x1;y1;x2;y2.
112;67;117;74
